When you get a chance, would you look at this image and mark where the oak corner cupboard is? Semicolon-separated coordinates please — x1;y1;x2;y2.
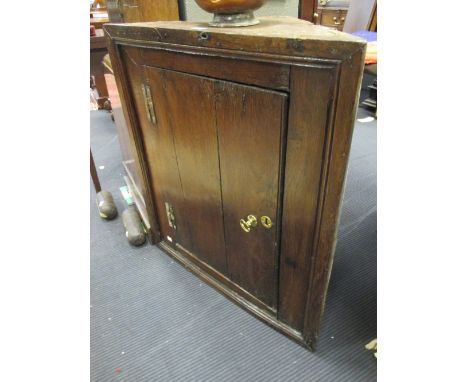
104;16;366;350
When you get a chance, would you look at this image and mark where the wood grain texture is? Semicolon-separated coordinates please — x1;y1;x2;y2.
302;48;365;348
138;0;179;21
175;241;275;314
216;81;287;309
299;0;317;22
104;70;150;230
104;17;366;350
107;0;179;23
278;65;337;331
106;39;162;243
121;52;183;247
104;17;365;61
147;68;228;275
140;48;290;91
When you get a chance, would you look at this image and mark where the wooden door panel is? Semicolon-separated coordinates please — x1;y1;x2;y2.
216;82;288;309
124;57;287;310
145;67;228;275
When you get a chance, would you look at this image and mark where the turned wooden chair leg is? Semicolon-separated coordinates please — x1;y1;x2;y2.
90;149;101;193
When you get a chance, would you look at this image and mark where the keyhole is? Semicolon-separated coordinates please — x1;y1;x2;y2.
261;216;273;229
199;32;210;41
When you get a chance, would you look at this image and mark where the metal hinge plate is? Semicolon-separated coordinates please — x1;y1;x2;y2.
141;82;156;125
165;202;177;230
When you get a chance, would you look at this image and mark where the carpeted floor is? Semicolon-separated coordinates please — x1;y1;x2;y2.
90;107;377;381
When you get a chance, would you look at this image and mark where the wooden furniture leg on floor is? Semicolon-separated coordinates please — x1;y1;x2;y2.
90;149;101;193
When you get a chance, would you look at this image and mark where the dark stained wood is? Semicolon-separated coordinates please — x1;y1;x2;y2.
139;48;290;91
302;48;366;348
278;65;337;331
104;16;366;350
122;53;182;246
105;37;161;244
90;150;101;193
216;81;287;309
103;59;151;230
174;240;275;314
104;17;363;61
299;0;317;22
146;68;228;275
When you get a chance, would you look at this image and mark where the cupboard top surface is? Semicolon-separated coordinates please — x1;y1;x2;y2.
104;16;366;60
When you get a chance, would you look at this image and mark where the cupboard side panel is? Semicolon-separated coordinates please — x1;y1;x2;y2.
303;49;365;348
105;39;161;242
104;70;150;229
279;66;337;331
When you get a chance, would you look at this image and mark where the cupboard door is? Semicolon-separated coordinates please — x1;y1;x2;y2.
145;67;228;275
143;66;287;308
216;82;288;310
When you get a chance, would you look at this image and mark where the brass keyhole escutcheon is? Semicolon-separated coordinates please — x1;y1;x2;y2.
240;215;257;233
260;216;273;229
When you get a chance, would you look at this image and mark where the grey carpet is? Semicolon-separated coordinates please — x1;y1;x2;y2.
90;107;377;381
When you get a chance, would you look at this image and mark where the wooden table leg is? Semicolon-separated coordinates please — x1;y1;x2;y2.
90;149;101;193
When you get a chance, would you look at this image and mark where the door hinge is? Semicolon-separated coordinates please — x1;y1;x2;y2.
165;202;177;230
141;82;156;125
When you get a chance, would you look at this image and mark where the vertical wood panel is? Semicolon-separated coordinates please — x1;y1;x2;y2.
105;70;150;228
303;50;365;347
279;66;337;331
148;69;228;275
105;41;161;243
216;81;287;309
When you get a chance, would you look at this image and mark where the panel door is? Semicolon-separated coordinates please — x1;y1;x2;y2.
143;67;287;308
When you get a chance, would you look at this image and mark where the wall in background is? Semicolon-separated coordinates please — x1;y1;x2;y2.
179;0;299;22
